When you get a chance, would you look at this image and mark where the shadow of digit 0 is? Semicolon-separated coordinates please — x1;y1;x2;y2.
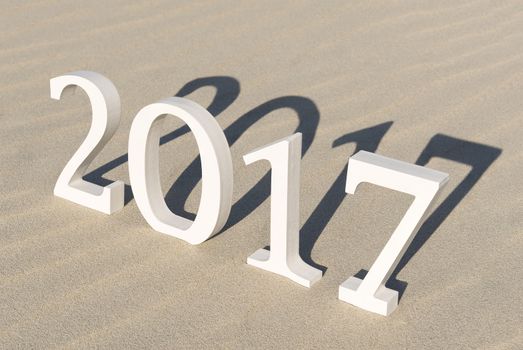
165;94;321;232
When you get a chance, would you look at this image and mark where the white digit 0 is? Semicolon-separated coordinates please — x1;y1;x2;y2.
128;97;233;245
51;71;124;214
243;133;322;287
338;151;449;315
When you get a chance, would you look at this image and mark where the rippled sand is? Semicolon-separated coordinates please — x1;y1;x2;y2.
1;1;522;348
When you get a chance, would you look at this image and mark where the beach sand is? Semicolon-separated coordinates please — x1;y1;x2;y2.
1;1;522;348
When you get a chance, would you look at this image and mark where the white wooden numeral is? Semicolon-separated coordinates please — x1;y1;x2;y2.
51;71;124;214
128;97;233;245
339;151;449;315
50;71;455;314
243;133;322;287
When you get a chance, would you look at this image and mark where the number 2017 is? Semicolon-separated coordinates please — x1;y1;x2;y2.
51;71;449;316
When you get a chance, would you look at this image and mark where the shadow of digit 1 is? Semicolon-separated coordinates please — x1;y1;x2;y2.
387;134;502;300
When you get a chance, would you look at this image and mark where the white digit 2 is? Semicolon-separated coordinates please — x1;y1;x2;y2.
128;97;233;245
243;133;322;287
339;151;449;315
51;71;124;214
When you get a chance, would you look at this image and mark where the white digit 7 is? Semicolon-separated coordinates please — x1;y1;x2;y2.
339;151;449;315
243;133;322;287
51;71;124;214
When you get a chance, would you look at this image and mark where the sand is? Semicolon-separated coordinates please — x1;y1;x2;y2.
1;0;522;348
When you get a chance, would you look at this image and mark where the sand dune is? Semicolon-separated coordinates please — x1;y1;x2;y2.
1;1;522;348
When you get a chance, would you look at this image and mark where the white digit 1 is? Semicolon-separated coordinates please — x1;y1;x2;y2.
339;151;449;316
51;71;124;214
128;97;233;245
243;133;322;287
